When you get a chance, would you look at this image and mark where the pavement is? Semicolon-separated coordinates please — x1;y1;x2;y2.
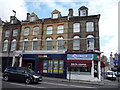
43;76;120;86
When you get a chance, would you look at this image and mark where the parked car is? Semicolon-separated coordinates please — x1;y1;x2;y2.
115;72;120;77
2;66;42;84
105;71;116;80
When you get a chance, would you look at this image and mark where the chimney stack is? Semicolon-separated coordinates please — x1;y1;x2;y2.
26;13;30;21
68;8;73;17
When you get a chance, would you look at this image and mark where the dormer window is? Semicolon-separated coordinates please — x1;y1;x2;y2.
51;9;61;19
11;20;14;24
53;13;58;19
80;10;86;16
78;6;88;16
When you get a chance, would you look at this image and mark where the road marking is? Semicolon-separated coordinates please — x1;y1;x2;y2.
42;82;97;88
9;82;45;88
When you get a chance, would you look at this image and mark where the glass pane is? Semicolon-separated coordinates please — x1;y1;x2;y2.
33;41;37;50
43;60;48;73
87;38;94;50
59;60;64;73
47;41;52;50
53;60;58;73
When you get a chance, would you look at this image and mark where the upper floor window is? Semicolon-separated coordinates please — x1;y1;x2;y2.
87;35;94;50
11;39;16;51
5;30;10;37
32;38;38;50
53;14;58;19
73;36;80;50
30;16;36;22
57;37;63;50
13;29;18;36
86;22;94;32
47;26;53;34
80;10;86;16
73;23;80;32
57;25;64;34
23;39;29;50
3;40;8;51
46;38;52;50
33;27;39;35
24;28;30;36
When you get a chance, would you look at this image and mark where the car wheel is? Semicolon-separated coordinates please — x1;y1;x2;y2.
25;78;31;84
3;75;9;81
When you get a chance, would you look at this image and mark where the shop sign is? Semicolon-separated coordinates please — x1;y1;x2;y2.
38;55;48;58
71;63;87;67
67;54;93;60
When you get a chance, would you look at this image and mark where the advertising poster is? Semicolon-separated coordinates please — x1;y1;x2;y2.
59;60;64;73
48;60;53;73
53;60;58;73
43;60;48;73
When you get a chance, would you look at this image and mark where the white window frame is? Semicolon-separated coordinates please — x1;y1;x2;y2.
24;28;30;36
57;25;64;34
46;38;52;50
47;26;53;34
80;10;86;16
32;38;38;50
73;23;80;32
53;13;58;19
3;40;8;51
11;39;16;51
33;27;39;35
57;37;63;50
87;35;94;50
13;29;18;36
5;30;10;37
86;22;94;32
23;39;29;50
73;36;80;50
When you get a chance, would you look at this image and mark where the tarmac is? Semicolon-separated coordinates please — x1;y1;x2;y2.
43;76;120;86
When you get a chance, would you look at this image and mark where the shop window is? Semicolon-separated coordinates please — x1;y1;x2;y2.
43;60;64;74
47;26;53;34
73;23;80;32
67;67;91;75
11;39;16;51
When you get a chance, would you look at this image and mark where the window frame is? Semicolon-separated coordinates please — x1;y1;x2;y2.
86;22;94;32
24;28;30;36
11;39;17;51
47;26;53;34
3;40;8;51
73;23;80;33
73;36;80;50
33;27;39;35
57;25;64;34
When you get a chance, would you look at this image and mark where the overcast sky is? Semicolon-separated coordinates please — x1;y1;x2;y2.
0;0;119;60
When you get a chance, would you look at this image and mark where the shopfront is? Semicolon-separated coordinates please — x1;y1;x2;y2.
67;54;101;81
22;54;67;79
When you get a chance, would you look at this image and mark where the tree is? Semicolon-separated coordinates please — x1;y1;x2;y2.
101;55;108;66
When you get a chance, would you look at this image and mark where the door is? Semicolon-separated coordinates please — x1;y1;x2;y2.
16;67;26;82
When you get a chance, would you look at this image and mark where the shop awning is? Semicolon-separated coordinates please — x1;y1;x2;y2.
66;60;92;67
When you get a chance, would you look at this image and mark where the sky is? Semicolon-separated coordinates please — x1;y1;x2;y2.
0;0;119;60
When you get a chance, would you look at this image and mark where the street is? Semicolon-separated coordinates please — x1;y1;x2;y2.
2;77;119;89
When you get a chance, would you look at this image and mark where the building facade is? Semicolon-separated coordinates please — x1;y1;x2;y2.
2;16;21;71
2;6;103;81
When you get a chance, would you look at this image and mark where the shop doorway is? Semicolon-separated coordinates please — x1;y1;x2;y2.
22;60;35;70
94;61;98;78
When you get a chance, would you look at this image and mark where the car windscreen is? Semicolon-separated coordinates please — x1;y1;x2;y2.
107;72;114;75
24;68;35;74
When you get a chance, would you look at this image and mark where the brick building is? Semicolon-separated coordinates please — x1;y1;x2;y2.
4;6;103;81
2;16;21;71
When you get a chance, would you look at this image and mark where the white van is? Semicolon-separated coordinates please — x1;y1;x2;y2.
105;71;116;80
